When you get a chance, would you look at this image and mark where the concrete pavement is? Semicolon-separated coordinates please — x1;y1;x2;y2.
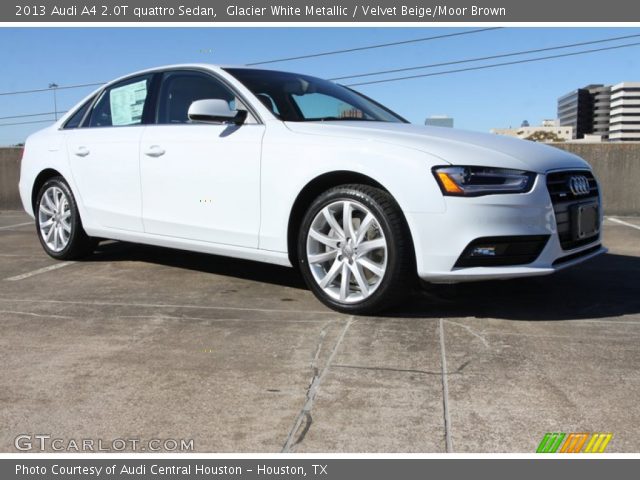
0;211;639;453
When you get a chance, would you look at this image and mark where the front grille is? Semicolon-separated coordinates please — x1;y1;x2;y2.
552;245;602;266
546;170;600;250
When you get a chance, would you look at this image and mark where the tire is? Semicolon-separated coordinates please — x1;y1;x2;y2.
297;184;414;314
35;176;97;260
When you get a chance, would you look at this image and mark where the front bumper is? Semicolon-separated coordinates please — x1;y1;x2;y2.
407;173;606;283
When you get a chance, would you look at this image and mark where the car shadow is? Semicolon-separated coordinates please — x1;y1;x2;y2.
87;241;640;321
89;240;305;289
394;252;640;321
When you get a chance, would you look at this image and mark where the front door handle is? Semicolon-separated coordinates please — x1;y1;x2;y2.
144;145;166;157
74;146;90;157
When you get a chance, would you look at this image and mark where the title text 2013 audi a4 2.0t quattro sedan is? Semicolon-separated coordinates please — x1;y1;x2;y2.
19;64;606;314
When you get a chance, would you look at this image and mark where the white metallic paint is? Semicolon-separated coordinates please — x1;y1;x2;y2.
19;64;605;283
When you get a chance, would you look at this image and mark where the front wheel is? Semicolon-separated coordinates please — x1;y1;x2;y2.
35;176;97;260
297;184;413;314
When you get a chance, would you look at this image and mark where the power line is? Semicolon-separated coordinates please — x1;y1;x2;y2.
1;32;638;130
0;111;64;121
0;29;634;100
0;82;103;97
330;32;640;81
0;29;499;99
247;27;502;65
0;119;57;127
345;41;640;87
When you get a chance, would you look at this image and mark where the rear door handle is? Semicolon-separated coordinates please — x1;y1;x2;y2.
74;146;90;157
144;145;166;157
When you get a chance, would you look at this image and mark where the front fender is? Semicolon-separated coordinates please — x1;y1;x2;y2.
259;129;446;254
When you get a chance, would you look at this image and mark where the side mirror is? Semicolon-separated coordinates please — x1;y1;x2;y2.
188;99;247;125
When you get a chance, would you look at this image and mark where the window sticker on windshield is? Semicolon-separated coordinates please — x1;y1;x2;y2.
109;80;147;126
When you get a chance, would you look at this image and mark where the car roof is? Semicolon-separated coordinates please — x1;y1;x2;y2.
104;63;223;85
104;63;313;87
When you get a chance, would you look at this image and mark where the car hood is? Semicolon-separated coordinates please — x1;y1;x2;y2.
284;121;589;173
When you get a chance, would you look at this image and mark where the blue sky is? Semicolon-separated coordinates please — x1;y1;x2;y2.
1;27;639;145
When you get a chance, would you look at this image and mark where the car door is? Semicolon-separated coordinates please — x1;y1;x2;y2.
140;69;264;248
66;73;154;232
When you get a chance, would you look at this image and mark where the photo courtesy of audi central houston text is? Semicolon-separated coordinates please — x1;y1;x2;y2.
19;64;604;314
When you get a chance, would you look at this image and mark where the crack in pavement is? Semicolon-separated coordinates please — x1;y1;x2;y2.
445;320;490;348
0;310;326;325
0;309;76;320
0;297;333;315
332;361;471;376
290;412;313;450
309;320;333;381
281;317;354;452
439;318;454;453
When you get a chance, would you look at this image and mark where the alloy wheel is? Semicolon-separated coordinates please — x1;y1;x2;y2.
306;199;388;303
38;185;72;252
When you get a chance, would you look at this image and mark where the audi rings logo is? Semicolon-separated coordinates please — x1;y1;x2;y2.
568;175;591;196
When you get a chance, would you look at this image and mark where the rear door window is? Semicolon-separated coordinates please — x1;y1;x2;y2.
88;75;152;127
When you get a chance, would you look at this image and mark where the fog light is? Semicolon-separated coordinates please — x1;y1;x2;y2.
455;235;550;268
470;246;497;257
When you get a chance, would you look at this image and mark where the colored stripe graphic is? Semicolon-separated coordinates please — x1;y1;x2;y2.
537;433;613;453
536;433;552;453
560;433;589;453
573;433;590;453
559;433;575;453
584;433;613;453
537;433;565;453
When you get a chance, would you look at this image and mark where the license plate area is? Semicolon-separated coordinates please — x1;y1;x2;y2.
571;201;600;240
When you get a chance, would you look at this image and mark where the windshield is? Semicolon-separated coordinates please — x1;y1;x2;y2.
224;68;406;123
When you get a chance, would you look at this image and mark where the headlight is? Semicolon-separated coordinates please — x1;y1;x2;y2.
432;166;536;196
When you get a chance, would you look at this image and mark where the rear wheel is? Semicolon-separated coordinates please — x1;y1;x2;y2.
35;177;96;260
297;184;413;314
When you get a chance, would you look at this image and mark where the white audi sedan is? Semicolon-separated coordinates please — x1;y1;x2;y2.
19;64;605;313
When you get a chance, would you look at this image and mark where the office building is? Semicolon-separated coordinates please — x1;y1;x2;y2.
609;82;640;142
557;87;595;139
590;85;612;139
557;82;640;141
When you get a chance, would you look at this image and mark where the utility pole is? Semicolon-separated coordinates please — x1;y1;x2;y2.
48;83;59;120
